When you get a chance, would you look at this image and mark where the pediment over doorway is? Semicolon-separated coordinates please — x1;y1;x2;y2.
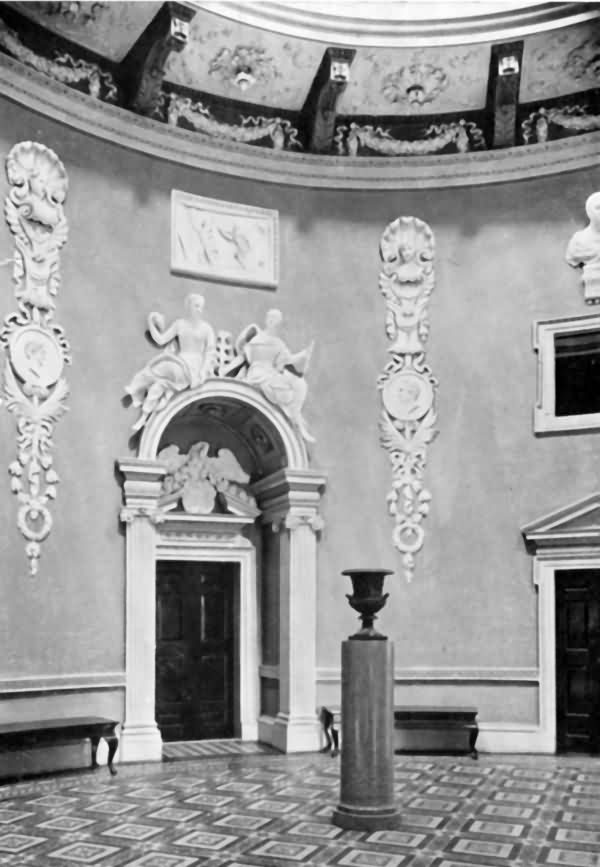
522;493;600;552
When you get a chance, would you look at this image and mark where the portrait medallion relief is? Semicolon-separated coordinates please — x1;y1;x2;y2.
382;371;434;422
9;325;64;389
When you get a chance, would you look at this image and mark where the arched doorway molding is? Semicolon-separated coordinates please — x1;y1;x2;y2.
139;380;309;471
522;493;600;753
117;381;326;763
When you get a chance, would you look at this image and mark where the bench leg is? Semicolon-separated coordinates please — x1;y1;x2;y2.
105;735;118;776
331;727;340;758
90;736;100;770
469;725;479;760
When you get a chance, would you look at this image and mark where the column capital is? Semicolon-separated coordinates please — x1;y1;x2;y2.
119;505;167;525
272;512;325;534
117;457;167;510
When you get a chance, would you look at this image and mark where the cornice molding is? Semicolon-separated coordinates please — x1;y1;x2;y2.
192;2;600;47
1;52;599;190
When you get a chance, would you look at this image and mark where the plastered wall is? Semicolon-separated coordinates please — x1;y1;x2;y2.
1;94;599;732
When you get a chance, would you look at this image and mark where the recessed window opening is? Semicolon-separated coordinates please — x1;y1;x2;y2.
555;330;600;417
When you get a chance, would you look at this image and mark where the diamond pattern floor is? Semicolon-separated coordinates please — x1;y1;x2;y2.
1;753;600;866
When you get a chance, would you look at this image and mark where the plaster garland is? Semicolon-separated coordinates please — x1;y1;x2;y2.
522;105;600;144
0;141;71;575
166;93;301;151
377;216;438;582
0;19;117;102
335;119;485;156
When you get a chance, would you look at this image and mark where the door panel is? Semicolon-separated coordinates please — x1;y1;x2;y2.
156;561;235;741
555;570;600;753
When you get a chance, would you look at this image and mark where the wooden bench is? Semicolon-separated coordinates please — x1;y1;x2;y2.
320;706;479;759
394;706;479;759
0;717;119;780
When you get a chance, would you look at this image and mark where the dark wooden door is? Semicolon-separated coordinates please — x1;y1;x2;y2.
556;569;600;753
156;561;235;742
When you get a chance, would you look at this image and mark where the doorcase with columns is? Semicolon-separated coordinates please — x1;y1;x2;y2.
117;380;326;763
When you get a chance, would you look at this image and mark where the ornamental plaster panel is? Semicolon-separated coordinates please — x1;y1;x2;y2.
377;216;438;582
11;0;160;63
2;52;600;189
164;8;324;110
337;44;489;115
521;21;600;100
0;141;71;575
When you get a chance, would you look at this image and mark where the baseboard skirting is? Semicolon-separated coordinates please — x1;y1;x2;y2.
477;723;555;753
317;667;540;684
0;672;126;696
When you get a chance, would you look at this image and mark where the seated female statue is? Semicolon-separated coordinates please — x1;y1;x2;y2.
235;308;315;443
125;293;216;432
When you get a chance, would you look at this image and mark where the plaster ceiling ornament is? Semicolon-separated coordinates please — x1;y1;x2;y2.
208;44;278;92
125;301;315;444
166;93;301;150
565;36;600;82
0;141;71;575
34;1;108;26
0;19;118;101
158;441;259;517
381;62;448;107
566;191;600;306
335;119;485;156
377;216;438;582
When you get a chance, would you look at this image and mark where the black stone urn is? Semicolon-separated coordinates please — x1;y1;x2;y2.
343;568;393;640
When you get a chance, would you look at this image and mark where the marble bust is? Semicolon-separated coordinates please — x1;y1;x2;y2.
125;293;216;432
566;192;600;304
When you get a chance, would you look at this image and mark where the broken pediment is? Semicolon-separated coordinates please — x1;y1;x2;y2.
522;493;600;551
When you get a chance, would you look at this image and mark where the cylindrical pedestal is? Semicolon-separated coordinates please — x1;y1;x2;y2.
332;639;400;830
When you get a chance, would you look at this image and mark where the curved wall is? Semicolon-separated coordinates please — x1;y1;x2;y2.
0;92;598;740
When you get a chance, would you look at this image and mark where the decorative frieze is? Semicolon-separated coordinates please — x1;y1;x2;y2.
0;141;71;575
377;216;438;582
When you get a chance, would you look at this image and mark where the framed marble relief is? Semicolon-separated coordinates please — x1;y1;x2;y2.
171;190;279;289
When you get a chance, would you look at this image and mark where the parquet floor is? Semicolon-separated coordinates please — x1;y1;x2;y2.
2;751;600;866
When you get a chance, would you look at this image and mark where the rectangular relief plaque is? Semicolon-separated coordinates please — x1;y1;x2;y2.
171;190;279;289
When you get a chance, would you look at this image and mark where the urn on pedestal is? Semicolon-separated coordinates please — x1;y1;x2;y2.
343;568;392;640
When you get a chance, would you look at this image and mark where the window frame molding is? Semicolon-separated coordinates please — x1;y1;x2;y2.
533;312;600;434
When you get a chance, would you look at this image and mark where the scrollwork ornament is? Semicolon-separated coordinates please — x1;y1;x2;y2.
378;217;438;581
1;141;71;575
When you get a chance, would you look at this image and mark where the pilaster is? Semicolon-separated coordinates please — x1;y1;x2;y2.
254;469;326;752
117;458;166;763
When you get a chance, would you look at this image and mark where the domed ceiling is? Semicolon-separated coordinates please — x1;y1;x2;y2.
0;0;598;161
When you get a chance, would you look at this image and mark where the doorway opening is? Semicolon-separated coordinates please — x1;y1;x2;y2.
155;560;238;742
555;569;600;753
